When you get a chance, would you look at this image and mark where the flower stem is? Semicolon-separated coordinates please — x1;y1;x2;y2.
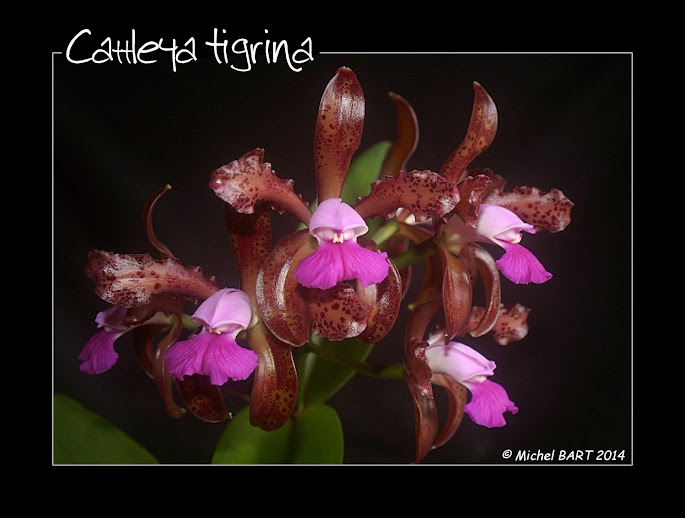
304;341;405;379
392;238;437;270
371;219;400;246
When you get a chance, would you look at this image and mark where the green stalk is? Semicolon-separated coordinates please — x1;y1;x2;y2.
304;341;405;379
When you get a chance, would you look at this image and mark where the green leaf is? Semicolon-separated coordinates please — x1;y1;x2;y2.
212;403;344;464
299;337;373;405
53;394;158;464
341;140;392;206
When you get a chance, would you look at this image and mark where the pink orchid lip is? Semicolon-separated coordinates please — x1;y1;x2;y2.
308;198;368;243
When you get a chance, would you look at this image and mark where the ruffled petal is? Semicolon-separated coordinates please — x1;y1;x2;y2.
496;242;552;284
295;241;389;290
191;288;252;336
78;329;123;374
462;379;518;428
424;341;496;383
164;331;258;386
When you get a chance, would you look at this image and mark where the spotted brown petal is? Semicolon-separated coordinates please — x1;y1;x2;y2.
94;253;219;308
431;373;468;449
439;82;498;183
210;151;312;226
355;237;402;344
176;374;231;423
484;186;574;233
458;243;501;337
488;303;531;345
308;283;368;342
436;237;472;339
354;170;460;222
247;320;298;431
380;92;419;177
256;229;316;347
314;67;365;202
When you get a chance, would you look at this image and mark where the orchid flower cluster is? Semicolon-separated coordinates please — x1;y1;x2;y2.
77;67;573;463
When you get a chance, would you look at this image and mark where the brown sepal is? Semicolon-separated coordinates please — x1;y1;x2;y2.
314;67;365;202
209;151;312;226
484;186;574;233
355;236;402;344
431;373;468;449
143;184;175;259
94;253;219;308
85;250;114;280
436;237;472;339
403;339;438;464
458;243;501;337
354;170;460;222
247;320;298;431
439;82;498;183
380;92;419;177
307;283;368;342
256;229;315;347
224;201;273;300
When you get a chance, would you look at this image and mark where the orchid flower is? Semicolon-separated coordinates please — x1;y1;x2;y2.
424;333;518;428
164;288;258;386
79;304;172;374
210;68;460;345
81;186;251;423
444;203;552;284
295;198;389;290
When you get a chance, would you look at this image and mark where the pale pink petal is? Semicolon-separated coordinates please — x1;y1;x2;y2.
308;198;367;241
425;341;496;383
496;243;552;284
78;329;123;374
295;241;389;290
164;331;258;386
462;379;518;428
191;288;252;336
478;204;535;245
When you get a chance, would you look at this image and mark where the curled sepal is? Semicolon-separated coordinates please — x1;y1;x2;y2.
380;92;419;177
458;243;501;337
151;315;186;419
354;170;460;222
247;321;298;431
403;339;438;464
314;67;365;202
143;184;175;259
439;82;498;183
94;254;219;308
85;250;114;280
431;373;468;449
256;230;315;347
355;237;402;344
436;237;472;339
308;283;368;341
484;186;574;233
176;374;231;423
210;151;312;226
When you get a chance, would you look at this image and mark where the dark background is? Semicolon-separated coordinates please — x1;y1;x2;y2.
53;32;632;465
